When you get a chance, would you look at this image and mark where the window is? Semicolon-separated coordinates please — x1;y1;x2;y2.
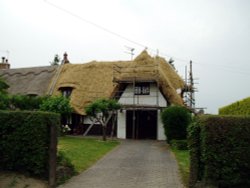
27;93;38;97
60;87;73;98
134;83;150;95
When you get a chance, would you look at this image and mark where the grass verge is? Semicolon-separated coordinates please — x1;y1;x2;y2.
58;136;119;173
171;148;190;187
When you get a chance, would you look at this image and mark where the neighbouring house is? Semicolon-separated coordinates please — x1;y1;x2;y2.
0;65;58;96
0;51;187;140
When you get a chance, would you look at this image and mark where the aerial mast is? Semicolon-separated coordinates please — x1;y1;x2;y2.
124;46;135;60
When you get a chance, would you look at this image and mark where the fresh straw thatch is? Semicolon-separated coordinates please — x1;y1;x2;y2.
53;50;185;115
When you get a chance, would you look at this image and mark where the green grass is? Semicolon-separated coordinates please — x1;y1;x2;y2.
171;148;190;187
58;136;119;173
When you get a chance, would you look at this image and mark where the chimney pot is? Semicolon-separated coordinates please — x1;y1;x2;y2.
0;57;10;69
62;52;70;64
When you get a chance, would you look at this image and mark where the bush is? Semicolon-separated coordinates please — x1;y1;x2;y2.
188;115;250;188
56;151;76;185
161;105;191;142
170;139;188;150
0;110;60;177
0;92;9;110
219;97;250;115
0;77;9;110
9;95;47;110
40;95;72;115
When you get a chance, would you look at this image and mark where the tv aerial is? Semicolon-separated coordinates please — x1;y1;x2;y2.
124;46;135;60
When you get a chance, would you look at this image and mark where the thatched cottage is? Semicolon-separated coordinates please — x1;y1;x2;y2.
0;51;185;140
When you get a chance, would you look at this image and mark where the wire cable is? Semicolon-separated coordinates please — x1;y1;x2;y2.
44;0;250;76
44;0;147;49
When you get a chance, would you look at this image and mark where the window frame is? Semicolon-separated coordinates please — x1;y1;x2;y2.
60;87;73;98
134;82;150;95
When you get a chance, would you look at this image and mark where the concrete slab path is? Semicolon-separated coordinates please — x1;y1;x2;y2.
58;140;184;188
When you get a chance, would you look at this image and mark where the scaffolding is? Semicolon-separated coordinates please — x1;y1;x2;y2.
182;61;206;114
112;63;162;108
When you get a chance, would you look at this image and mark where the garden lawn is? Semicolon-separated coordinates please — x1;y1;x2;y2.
171;148;190;187
58;136;119;173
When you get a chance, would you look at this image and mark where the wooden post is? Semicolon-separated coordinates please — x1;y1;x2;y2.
111;112;118;139
102;125;107;141
48;124;57;188
83;120;97;136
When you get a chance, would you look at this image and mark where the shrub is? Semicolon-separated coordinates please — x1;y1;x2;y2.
161;105;191;142
170;139;188;150
9;95;47;110
56;151;76;185
0;92;9;110
0;110;60;177
0;77;9;110
0;77;9;93
188;115;250;188
219;97;250;115
40;95;72;115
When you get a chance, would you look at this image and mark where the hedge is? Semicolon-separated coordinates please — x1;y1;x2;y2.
219;97;250;115
170;139;188;150
161;105;191;142
188;115;250;188
0;110;60;178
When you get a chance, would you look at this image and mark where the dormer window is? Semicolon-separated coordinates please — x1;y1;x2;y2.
134;83;150;95
27;92;38;97
60;87;73;98
27;94;38;97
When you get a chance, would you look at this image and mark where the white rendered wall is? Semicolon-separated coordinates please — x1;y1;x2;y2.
118;83;167;107
117;83;169;140
117;110;126;139
157;110;166;140
83;116;101;125
83;116;93;124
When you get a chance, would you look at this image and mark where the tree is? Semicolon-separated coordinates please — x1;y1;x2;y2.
39;95;72;115
85;98;121;141
169;58;176;70
50;54;61;66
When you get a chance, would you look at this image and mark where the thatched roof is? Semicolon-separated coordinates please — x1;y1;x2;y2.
53;51;185;115
0;66;58;96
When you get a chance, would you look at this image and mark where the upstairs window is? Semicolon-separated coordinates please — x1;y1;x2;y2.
60;87;73;98
134;83;150;95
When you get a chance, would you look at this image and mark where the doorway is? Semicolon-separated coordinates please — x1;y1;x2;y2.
126;110;157;139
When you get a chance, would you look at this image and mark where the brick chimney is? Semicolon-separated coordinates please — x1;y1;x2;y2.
61;52;70;64
0;57;10;69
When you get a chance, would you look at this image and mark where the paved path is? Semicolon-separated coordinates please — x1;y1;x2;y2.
58;140;184;188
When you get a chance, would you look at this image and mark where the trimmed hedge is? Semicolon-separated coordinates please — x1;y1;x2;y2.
188;115;250;187
161;105;191;142
219;97;250;115
0;110;60;177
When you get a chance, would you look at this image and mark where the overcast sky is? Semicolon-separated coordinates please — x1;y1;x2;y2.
0;0;250;114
